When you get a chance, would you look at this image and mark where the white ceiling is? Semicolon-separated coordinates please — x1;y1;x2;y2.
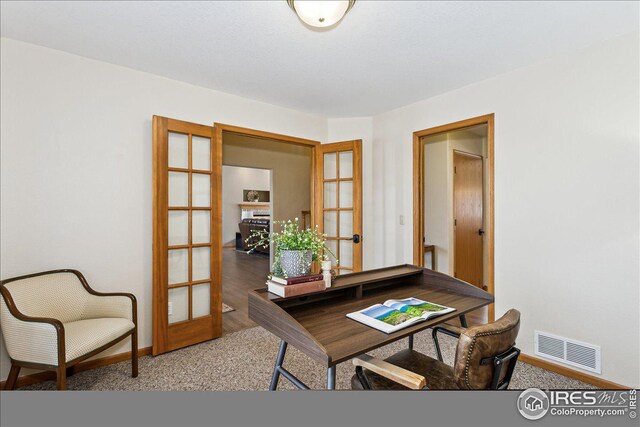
1;1;637;117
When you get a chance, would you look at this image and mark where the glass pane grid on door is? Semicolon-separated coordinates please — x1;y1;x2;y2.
167;131;212;324
322;149;354;271
325;237;354;274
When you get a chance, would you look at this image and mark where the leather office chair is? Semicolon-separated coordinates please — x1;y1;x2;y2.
351;309;520;390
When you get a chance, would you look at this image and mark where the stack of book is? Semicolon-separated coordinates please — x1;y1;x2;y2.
266;273;325;297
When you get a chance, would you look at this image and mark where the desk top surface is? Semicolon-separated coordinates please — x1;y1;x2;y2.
248;265;492;366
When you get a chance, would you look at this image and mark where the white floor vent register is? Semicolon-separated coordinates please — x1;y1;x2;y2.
534;331;601;374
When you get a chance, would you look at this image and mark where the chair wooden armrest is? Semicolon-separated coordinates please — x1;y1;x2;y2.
352;354;427;390
0;286;65;332
72;269;137;320
0;286;65;369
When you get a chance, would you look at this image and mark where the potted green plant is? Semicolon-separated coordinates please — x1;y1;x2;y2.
247;218;337;278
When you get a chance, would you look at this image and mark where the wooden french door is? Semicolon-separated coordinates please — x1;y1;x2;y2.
453;150;483;287
315;140;362;274
152;116;222;355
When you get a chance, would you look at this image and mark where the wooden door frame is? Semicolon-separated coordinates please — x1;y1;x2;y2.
213;122;322;289
413;114;495;321
213;122;321;231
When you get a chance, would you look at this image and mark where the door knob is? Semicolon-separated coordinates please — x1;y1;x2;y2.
353;234;361;244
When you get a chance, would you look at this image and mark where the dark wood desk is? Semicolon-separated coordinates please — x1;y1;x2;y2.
248;264;493;390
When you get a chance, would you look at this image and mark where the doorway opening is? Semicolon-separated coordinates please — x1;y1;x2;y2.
413;114;495;324
219;131;314;335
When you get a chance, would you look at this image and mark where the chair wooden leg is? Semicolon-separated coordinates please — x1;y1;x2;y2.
66;366;76;377
56;365;67;390
4;364;21;390
131;329;138;378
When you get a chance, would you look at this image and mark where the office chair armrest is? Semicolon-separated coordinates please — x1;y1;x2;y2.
433;325;463;338
352;354;427;390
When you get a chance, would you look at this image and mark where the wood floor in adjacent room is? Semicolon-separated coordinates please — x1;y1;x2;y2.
221;248;270;335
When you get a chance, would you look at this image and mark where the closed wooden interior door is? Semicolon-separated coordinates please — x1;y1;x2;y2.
315;140;362;274
153;116;222;355
453;151;483;287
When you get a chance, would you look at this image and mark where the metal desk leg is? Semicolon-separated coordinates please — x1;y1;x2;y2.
408;334;414;350
269;340;288;391
432;315;469;362
327;365;336;390
459;314;468;328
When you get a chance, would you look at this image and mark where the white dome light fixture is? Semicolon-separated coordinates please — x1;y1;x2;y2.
287;1;356;28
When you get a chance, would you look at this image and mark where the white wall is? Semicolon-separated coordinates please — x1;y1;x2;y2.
423;134;450;273
372;33;639;387
0;38;327;380
223;134;312;231
222;166;270;246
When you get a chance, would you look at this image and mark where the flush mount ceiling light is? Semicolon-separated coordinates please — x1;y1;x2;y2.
287;1;356;28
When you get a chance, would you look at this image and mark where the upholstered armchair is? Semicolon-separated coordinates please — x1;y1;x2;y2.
0;269;138;390
352;309;521;390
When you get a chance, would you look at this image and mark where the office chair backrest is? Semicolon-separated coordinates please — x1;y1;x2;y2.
453;309;521;389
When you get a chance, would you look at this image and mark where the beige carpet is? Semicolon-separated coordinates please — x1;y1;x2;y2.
19;326;596;391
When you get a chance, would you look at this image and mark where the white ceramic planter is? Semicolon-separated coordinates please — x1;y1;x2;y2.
280;250;313;277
